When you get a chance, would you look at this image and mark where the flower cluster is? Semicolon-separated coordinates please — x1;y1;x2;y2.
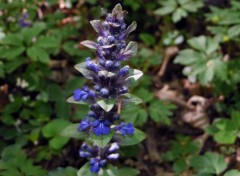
69;4;142;173
18;12;30;28
79;142;120;173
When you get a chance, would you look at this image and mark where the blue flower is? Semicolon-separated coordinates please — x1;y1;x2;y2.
107;153;119;160
79;143;93;158
86;58;100;72
73;86;95;101
93;120;111;136
89;157;106;173
19;13;30;28
78;117;92;131
115;122;134;136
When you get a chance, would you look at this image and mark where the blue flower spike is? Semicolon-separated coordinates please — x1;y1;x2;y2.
70;3;142;174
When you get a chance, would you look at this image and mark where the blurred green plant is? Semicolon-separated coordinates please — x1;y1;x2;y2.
163;135;199;174
205;1;240;42
154;0;203;23
174;36;227;85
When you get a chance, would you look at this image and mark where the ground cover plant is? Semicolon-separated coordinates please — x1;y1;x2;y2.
0;0;240;175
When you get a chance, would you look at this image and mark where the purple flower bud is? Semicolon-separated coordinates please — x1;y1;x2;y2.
99;59;105;67
97;37;104;45
99;160;107;167
105;60;113;69
108;142;119;153
107;35;115;43
113;62;121;69
117;66;129;77
86;58;100;72
78;117;92;131
79;151;91;158
118;86;128;95
115;122;134;136
107;153;119;160
88;111;97;118
100;88;109;96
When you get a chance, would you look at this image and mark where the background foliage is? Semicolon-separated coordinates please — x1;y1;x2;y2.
0;0;240;175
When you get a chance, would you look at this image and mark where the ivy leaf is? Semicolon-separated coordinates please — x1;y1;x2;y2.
61;124;87;139
97;99;116;112
190;152;227;175
118;128;146;146
90;131;114;148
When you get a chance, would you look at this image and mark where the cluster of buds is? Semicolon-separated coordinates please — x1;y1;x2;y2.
69;4;142;173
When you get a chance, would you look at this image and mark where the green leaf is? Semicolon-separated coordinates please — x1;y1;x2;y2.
121;105;148;126
27;46;50;63
214;131;236;144
228;24;240;38
47;167;77;176
35;36;60;49
42;119;71;138
77;163;96;176
172;8;187;22
134;88;154;103
49;136;69;150
174;49;204;65
0;33;23;46
90;131;114;148
148;100;176;125
224;170;240;176
187;36;206;52
119;128;146;146
139;33;156;45
1;46;25;60
190;152;227;175
61;123;87;139
117;167;139;176
154;6;175;15
173;159;187;174
47;84;63;101
206;38;219;55
97;99;116;112
67;96;87;105
121;93;143;105
126;69;143;83
74;62;93;79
